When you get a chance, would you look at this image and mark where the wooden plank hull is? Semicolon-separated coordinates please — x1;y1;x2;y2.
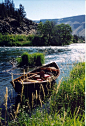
10;62;60;96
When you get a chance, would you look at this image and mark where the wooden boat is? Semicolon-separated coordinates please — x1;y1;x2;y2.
10;62;60;96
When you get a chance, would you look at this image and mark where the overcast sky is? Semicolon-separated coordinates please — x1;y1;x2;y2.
0;0;85;20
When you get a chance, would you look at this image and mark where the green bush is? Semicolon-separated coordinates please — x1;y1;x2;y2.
16;52;45;67
32;35;42;46
26;34;35;41
21;41;32;46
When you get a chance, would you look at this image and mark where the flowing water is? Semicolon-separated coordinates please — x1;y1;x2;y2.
0;43;85;109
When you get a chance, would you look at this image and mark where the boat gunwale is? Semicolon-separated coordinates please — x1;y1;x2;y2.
11;62;60;85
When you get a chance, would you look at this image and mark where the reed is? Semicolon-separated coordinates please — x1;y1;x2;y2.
40;84;45;99
75;106;80;119
15;103;20;118
4;87;8;126
39;95;42;107
46;84;49;95
11;73;15;88
4;87;8;111
36;90;38;100
32;93;34;108
56;77;63;94
21;80;24;103
62;110;67;126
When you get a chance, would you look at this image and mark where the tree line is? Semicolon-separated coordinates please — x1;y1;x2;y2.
33;21;72;46
32;21;85;46
0;26;84;46
0;0;26;24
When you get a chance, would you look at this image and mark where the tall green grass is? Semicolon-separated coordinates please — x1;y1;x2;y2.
0;33;34;46
50;62;85;114
8;62;85;126
16;52;45;67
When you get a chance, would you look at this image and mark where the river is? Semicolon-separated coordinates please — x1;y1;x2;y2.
0;43;85;108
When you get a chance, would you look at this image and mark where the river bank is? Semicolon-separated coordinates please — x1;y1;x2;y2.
4;62;84;126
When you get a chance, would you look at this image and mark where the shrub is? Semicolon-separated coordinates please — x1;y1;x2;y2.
32;36;42;46
16;52;45;67
26;34;35;41
32;53;44;66
22;41;32;46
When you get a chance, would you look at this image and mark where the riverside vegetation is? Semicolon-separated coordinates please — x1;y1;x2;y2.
0;32;84;46
0;62;84;126
16;52;45;67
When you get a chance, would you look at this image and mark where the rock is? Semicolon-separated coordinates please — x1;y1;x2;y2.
9;20;20;27
0;17;38;35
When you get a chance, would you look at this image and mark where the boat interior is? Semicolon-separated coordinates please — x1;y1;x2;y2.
14;66;59;83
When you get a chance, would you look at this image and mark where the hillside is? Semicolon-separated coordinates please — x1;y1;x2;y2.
0;17;37;35
0;15;85;38
34;15;85;37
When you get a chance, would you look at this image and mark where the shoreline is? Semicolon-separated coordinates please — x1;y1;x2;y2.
0;42;85;48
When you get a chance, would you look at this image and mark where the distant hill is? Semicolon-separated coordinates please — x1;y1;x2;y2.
34;15;85;37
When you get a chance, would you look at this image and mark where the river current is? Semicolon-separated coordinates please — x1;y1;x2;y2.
0;43;85;107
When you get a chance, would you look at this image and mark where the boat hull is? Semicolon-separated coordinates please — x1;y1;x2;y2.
11;62;60;97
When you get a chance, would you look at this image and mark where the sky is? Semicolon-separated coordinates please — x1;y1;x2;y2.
0;0;85;20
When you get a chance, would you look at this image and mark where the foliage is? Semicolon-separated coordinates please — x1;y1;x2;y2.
54;23;72;45
8;108;85;126
73;35;78;43
0;0;26;24
37;21;72;46
16;52;45;67
0;34;33;46
32;35;42;46
0;32;84;46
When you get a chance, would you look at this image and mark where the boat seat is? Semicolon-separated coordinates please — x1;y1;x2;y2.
34;75;40;79
33;73;50;79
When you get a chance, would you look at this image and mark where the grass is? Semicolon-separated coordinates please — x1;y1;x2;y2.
0;33;34;46
49;62;85;117
1;62;85;126
16;52;45;67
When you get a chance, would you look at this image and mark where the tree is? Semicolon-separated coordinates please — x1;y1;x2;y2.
0;0;26;23
37;21;72;46
73;35;78;43
37;20;56;45
18;4;26;19
37;21;43;35
54;23;72;45
9;0;15;17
